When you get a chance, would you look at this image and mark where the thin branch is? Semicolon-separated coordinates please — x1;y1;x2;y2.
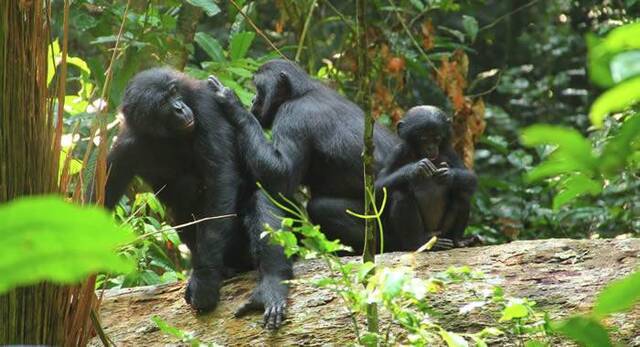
386;0;441;78
479;0;542;32
322;0;356;33
466;69;503;98
228;0;289;60
295;0;318;62
123;214;237;247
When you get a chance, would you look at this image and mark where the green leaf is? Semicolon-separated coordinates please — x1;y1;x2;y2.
589;76;640;127
552;174;602;209
439;330;469;347
185;0;220;17
47;39;61;86
521;125;596;180
0;196;135;294
524;341;548;347
553;316;612;347
229;32;255;60
600;113;640;174
357;262;376;282
194;32;225;62
462;15;478;43
594;270;640;316
500;303;528;321
610;50;640;83
409;0;424;11
587;22;640;88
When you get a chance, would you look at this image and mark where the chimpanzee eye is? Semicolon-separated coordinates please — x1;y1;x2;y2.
168;82;178;95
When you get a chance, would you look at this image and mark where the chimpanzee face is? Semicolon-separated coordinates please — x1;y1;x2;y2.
121;68;195;138
163;80;195;133
397;105;451;161
250;62;293;128
414;129;443;161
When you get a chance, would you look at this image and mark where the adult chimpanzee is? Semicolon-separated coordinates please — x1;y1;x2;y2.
375;105;478;250
87;68;292;329
206;59;398;252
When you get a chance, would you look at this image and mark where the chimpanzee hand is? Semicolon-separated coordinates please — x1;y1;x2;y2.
184;267;222;313
234;275;289;330
206;75;245;125
413;158;438;179
434;162;453;185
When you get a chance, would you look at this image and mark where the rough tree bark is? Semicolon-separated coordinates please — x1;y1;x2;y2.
91;239;640;346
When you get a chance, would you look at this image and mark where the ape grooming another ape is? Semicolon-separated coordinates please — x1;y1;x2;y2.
207;59;399;252
87;68;292;329
376;106;478;249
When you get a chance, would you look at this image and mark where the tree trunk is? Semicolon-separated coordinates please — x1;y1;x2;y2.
0;1;95;345
90;238;640;346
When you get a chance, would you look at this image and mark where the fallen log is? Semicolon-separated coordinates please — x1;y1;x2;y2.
90;238;640;346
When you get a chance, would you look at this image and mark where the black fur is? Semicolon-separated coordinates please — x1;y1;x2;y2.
375;105;478;249
87;68;292;329
208;59;399;253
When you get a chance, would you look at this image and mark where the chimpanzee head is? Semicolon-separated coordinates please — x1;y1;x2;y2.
250;59;314;127
121;68;195;137
397;105;452;161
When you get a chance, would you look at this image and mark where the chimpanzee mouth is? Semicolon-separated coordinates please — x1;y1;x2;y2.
184;119;195;130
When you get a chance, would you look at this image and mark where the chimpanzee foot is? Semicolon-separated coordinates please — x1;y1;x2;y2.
455;235;482;248
234;276;288;330
431;237;455;251
184;268;222;313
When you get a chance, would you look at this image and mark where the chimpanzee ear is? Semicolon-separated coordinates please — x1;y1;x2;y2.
396;120;405;130
278;71;292;98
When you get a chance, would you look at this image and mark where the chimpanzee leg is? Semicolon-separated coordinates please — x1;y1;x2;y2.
235;191;293;330
384;191;433;251
438;194;472;247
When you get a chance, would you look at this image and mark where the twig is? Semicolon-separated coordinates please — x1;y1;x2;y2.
479;0;542;32
466;69;503;98
123;214;237;246
322;0;356;33
295;0;318;62
81;0;131;203
227;0;289;60
386;0;441;78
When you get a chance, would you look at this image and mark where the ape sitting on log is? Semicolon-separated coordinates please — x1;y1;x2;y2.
376;106;478;250
87;68;292;329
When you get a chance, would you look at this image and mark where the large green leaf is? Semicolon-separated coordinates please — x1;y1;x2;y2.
194;32;225;62
552;174;602;210
553;316;612;347
587;22;640;88
594;270;640;317
185;0;220;17
229;32;255;60
600;113;640;174
0;196;135;294
590;76;640;126
521;125;596;180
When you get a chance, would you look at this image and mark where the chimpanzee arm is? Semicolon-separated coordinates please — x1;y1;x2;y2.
375;144;416;191
442;146;477;194
86;140;135;209
221;101;308;196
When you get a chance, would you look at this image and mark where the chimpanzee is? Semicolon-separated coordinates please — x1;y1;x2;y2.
375;105;478;250
206;59;399;252
86;68;292;329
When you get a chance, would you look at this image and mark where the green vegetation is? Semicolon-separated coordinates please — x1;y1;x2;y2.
1;0;639;345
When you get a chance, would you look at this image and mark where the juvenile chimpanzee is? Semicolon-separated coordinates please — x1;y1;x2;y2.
375;105;478;250
87;68;292;329
206;59;399;252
